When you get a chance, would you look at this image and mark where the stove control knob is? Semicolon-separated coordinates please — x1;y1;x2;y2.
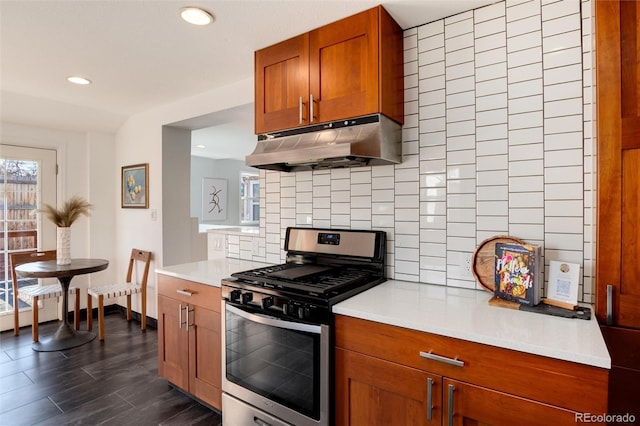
229;290;241;302
241;292;253;304
262;296;274;309
297;306;305;320
282;303;289;316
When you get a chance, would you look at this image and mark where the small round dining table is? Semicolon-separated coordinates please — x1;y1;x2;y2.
15;258;109;352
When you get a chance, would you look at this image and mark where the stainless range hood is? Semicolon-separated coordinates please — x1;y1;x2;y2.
246;114;402;172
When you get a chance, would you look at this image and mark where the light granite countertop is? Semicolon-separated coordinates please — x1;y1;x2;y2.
156;258;611;369
332;279;611;369
155;258;270;287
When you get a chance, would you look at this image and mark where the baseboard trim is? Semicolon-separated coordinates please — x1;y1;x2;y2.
68;305;157;329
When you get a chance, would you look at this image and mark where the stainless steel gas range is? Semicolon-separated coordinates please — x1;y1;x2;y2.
221;227;386;426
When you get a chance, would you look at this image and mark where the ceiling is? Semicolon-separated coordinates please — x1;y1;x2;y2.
1;0;494;160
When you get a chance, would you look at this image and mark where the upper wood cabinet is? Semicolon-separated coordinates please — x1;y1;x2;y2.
254;6;404;134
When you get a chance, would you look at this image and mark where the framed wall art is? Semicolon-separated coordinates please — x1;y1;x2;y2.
122;163;149;208
202;177;227;220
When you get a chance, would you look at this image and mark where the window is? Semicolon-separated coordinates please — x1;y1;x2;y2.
240;173;259;224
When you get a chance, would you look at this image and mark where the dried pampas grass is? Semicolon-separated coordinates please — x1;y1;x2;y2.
38;196;93;227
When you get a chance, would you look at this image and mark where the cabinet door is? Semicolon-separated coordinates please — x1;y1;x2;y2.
157;295;189;389
309;7;379;124
596;0;640;328
335;348;440;426
255;33;309;134
442;379;588;426
188;305;222;410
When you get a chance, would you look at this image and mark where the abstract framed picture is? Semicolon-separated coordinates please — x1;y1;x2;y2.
122;163;149;208
202;177;227;220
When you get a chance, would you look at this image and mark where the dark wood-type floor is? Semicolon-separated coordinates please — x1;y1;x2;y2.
0;313;222;426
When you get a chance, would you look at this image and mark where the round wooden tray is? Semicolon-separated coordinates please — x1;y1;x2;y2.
472;235;525;293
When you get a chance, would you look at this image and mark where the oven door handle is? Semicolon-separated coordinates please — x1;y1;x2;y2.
225;303;322;335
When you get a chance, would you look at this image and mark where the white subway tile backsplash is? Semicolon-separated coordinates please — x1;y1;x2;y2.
508;224;544;241
446;32;475;52
506;0;541;22
545;182;583;200
477;123;508;141
509;191;544;208
447;208;477;223
543;46;581;68
446;91;476;108
545;165;582;183
546;216;583;233
544;199;583;216
508;127;544;144
509;143;543;161
420;89;446;105
476;92;508;111
509;95;543;114
476;77;508;97
510;207;544;224
446;46;475;66
418;20;444;39
446;178;477;194
508;62;543;83
507;46;542;67
544;63;582;85
447;193;477;208
476;139;508;156
509;175;544;192
506;14;541;37
475;2;506;23
544;148;583;167
446;76;476;94
420;187;447;201
477;185;509;201
447;105;476;123
475;47;507;67
476;63;508;82
446;135;476;152
509;110;543;129
507;31;542;54
544;114;583;134
475;32;507;53
477;154;508;171
475;16;506;38
544;97;582;118
508;79;543;100
476;108;507;126
542;13;581;38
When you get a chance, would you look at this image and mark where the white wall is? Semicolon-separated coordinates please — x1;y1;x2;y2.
113;77;253;318
0;123;117;307
191;156;258;226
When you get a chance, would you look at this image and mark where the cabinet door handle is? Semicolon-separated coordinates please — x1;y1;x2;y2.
606;284;613;325
186;306;194;331
176;289;193;297
179;303;183;329
447;384;455;426
420;351;465;367
427;377;433;421
309;94;315;123
299;96;304;124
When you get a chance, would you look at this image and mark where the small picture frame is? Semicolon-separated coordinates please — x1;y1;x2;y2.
202;177;227;220
122;163;149;208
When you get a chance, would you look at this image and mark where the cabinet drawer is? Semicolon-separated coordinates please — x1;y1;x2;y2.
335;315;608;414
158;274;220;312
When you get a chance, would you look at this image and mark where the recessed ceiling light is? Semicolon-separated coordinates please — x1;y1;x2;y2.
195;144;206;149
67;76;92;85
179;7;214;26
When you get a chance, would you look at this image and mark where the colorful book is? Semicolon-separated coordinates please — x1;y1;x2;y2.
494;243;541;306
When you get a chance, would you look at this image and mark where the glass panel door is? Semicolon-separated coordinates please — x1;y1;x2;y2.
0;145;57;330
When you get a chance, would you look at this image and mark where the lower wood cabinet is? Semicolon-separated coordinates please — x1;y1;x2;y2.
157;274;221;410
335;315;608;426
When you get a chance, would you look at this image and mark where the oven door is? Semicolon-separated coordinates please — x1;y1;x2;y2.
222;301;329;426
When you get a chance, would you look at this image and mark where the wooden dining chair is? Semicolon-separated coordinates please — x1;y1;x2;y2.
11;250;81;342
87;249;152;341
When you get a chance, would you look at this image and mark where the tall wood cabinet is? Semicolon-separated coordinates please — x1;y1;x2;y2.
254;5;403;134
335;315;608;426
595;1;640;421
157;274;222;410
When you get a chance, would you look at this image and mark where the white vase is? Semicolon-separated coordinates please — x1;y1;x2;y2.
56;227;71;265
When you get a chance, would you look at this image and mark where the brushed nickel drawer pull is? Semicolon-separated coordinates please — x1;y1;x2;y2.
420;351;465;368
177;289;193;297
